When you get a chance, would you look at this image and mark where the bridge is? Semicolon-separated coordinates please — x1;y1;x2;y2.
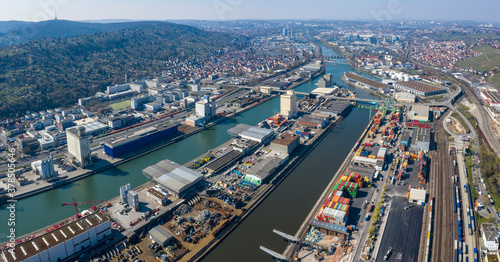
324;60;349;65
272;89;380;103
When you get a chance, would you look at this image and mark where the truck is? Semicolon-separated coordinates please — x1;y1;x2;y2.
368;204;374;212
365;215;371;221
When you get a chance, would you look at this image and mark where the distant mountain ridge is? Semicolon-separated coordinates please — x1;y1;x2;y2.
0;20;175;47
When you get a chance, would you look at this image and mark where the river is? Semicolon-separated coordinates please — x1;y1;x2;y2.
201;44;376;262
0;43;377;259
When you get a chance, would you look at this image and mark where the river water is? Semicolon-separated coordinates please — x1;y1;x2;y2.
0;44;377;261
201;44;376;262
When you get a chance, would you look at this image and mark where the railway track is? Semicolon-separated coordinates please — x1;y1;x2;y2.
430;117;456;262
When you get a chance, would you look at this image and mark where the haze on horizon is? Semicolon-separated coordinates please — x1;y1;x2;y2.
1;0;499;23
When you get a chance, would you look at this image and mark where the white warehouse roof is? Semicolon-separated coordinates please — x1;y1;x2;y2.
143;159;204;196
228;124;274;143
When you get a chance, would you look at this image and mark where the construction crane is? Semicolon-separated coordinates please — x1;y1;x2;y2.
62;197;107;219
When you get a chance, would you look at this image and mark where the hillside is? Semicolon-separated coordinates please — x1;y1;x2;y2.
0;20;173;47
0;21;247;119
456;45;500;72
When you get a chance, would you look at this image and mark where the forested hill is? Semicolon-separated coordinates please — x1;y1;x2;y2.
0;21;246;119
0;20;174;46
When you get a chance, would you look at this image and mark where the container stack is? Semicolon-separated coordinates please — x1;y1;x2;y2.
316;206;348;226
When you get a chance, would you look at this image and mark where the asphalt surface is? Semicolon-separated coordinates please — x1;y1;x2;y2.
375;196;424;262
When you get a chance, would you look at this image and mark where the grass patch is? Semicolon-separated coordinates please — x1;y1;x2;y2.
109;100;131;110
477;213;492;227
54;155;65;159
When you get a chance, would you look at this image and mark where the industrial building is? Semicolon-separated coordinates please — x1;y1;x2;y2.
143;159;204;197
481;223;500;251
127;191;139;211
318;101;353;117
280;90;297;119
317;73;333;88
147;188;169;206
408;105;430;122
394;92;416;103
481;90;500;108
270;133;300;155
408;188;426;205
205;150;244;174
227;124;274;143
409;127;431;152
297;115;329;129
66;126;92;168
104;124;178;157
343;72;390;90
2;213;111;262
244;156;285;185
31;155;55;180
393;81;446;97
149;225;174;247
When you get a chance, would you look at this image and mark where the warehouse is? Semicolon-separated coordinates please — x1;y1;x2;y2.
408;105;430;122
205;150;244;174
245;156;285;185
318;101;353;117
393;81;446;97
480;90;500;108
143;159;204;197
149;225;175;247
343;72;390;90
227;124;274;143
394;92;416;103
298;115;329;129
3;213;111;262
270;133;300;155
409;127;431;152
104;123;178;157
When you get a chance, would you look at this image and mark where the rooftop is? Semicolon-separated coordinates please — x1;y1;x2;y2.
149;225;174;244
143;159;204;194
227;124;274;142
271;133;299;146
395;81;445;93
483;91;500;104
345;72;390;89
482;223;500;242
4;213;109;262
411;105;430;118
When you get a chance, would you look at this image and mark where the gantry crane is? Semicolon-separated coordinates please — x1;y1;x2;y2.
62;196;106;218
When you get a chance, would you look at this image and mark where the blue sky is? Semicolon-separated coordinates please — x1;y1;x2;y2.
1;0;499;22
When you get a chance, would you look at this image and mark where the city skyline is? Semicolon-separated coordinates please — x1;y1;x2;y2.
1;0;500;23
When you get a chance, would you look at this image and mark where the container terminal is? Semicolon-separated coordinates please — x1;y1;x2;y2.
1;90;358;262
255;101;446;262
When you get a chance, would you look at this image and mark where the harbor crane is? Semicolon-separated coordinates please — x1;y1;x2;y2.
62;196;106;218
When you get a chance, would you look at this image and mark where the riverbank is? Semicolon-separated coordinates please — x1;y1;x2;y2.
0;93;281;205
190;116;345;262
